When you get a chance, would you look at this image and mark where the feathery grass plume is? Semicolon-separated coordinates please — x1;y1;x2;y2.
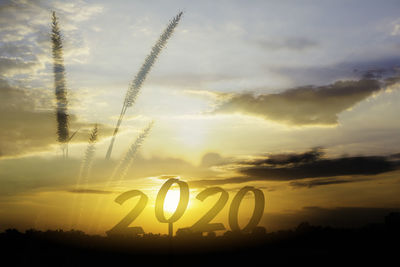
78;124;98;184
51;11;70;158
112;121;154;181
105;11;183;160
124;12;183;108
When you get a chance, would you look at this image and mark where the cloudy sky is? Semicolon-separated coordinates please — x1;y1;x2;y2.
1;0;400;235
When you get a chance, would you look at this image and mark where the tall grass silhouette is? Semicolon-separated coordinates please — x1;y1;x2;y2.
48;10;182;233
110;121;154;182
51;11;70;158
78;124;98;185
70;124;98;229
90;121;154;233
105;11;183;160
95;11;184;232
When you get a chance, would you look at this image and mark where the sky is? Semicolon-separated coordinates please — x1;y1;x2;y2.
1;0;400;235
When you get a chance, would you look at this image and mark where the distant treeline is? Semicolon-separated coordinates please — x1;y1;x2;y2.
1;213;399;267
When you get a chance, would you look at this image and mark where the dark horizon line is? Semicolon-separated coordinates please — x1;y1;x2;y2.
2;211;399;237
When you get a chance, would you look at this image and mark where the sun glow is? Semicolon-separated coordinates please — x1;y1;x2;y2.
163;189;182;213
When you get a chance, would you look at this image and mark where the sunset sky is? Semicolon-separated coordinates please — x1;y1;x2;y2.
1;0;400;235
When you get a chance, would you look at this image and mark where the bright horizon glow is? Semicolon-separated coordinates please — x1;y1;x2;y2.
163;189;182;213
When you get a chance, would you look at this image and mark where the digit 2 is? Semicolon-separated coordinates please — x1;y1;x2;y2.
106;190;148;236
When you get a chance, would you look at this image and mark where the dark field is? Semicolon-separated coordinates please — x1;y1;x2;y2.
1;214;399;267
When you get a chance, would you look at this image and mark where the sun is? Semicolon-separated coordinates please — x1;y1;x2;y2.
163;189;181;213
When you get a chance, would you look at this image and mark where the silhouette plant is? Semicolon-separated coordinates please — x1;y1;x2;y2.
91;121;154;233
71;124;99;229
78;124;98;186
105;11;183;160
111;121;154;182
51;11;70;158
48;10;182;232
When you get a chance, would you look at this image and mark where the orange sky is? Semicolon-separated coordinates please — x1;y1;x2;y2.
1;0;400;235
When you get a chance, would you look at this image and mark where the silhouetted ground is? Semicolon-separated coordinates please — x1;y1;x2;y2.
1;213;399;267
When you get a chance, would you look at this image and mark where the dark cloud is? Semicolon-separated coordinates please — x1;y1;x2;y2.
264;206;400;231
270;56;400;86
247;147;324;166
190;176;369;188
289;177;370;188
213;79;381;125
257;37;318;51
68;189;113;194
190;149;399;187
240;155;396;181
390;153;400;159
210;57;400;126
384;73;400;87
239;149;398;181
189;177;255;187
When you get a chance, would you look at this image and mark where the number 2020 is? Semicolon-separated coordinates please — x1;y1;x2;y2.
107;178;265;236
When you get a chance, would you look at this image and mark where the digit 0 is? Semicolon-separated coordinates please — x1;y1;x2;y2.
228;186;265;232
155;178;189;236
